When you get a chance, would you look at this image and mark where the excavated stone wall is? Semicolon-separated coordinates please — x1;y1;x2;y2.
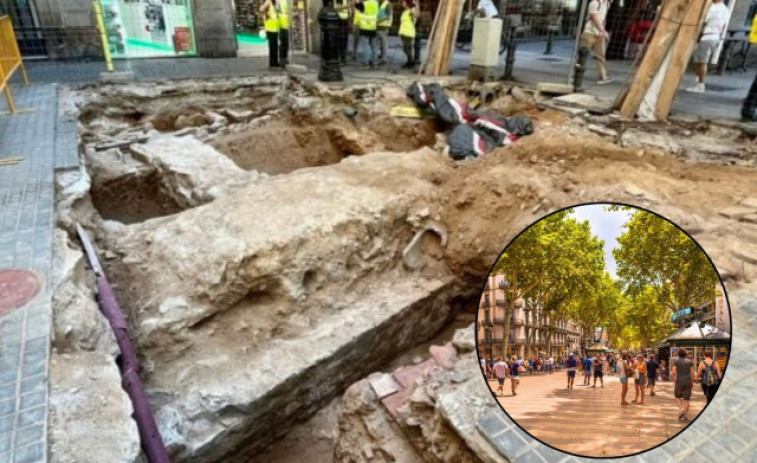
50;76;757;463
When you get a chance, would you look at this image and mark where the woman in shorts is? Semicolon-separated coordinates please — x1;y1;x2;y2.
619;353;630;405
632;354;647;405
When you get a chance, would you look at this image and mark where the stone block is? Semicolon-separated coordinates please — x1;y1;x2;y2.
369;374;401;400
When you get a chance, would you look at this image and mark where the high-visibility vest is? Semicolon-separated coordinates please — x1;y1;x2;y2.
277;0;290;29
360;0;379;31
751;14;757;44
399;8;415;38
264;4;279;33
378;0;392;28
337;0;349;20
354;9;362;28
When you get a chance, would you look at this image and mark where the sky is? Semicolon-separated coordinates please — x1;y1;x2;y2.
569;205;634;279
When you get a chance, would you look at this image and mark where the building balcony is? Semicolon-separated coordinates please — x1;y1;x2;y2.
514;337;526;345
482;300;491;308
511;317;525;326
481;338;504;344
496;299;506;307
499;280;507;289
493;317;506;324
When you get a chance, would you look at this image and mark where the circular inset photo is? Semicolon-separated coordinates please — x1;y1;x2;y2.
476;203;731;458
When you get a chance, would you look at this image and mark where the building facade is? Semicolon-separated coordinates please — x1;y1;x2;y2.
477;274;583;361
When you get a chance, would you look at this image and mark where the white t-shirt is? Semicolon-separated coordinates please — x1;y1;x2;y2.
700;2;730;42
493;361;508;378
477;0;498;19
584;0;609;36
481;358;487;369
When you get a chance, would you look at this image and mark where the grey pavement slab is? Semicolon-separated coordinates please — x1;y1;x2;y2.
0;83;60;463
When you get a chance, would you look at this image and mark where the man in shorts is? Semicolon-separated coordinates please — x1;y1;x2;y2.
583;355;593;385
493;357;508;397
647;354;659;397
566;354;578;390
686;0;730;93
509;356;522;396
592;354;604;387
672;348;695;422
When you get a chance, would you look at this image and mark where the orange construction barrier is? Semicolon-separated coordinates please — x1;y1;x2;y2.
0;15;30;114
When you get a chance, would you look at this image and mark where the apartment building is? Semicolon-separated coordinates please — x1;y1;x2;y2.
477;274;583;361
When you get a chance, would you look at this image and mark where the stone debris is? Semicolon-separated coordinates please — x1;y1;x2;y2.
719;206;756;220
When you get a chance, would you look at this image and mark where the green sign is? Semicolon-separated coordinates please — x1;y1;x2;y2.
671;307;692;321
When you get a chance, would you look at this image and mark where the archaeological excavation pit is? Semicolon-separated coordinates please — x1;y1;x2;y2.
50;75;757;463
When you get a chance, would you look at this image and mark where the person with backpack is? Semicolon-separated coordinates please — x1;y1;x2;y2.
696;351;722;404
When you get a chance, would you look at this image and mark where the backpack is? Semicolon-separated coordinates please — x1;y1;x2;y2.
702;360;719;386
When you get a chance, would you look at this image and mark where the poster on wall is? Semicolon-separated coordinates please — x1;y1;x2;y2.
100;0;196;58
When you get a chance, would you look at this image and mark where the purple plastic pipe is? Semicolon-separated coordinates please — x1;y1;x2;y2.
96;277;172;463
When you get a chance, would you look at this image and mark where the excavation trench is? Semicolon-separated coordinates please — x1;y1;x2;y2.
51;76;757;463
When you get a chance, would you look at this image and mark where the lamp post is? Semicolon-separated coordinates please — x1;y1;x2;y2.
318;0;343;81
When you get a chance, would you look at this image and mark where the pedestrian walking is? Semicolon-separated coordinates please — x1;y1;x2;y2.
592;354;604;387
672;348;695;422
536;357;543;375
566;354;578;390
548;356;554;374
275;0;292;66
632;354;646;404
619;353;630;406
696;351;722;404
660;359;668;381
580;0;613;85
493;357;508;397
686;0;730;93
510;356;524;396
480;356;487;374
583;355;592;385
647;354;659;397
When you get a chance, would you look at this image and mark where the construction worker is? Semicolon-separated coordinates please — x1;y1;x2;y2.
352;0;362;61
399;0;416;69
276;0;292;66
260;0;280;69
336;0;350;64
376;0;393;65
357;0;379;67
741;13;757;121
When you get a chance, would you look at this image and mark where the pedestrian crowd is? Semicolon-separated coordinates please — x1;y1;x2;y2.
482;347;722;422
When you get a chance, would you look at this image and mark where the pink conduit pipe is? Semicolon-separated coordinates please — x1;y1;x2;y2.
78;224;171;463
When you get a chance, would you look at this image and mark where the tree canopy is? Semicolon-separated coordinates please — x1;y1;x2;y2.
488;206;719;352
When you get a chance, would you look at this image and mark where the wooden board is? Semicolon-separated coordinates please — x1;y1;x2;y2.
653;0;710;120
619;0;689;118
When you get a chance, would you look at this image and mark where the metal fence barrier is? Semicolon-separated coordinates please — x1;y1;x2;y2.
0;14;29;114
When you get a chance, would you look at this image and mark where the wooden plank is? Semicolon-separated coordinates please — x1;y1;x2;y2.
430;0;451;75
654;0;710;120
424;0;446;75
440;0;465;75
619;0;689;118
420;0;443;75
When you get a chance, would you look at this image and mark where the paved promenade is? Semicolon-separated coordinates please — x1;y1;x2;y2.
489;369;707;457
0;84;78;463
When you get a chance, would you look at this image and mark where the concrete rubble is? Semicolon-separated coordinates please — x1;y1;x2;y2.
48;76;757;463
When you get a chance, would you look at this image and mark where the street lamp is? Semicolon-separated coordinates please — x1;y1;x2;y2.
317;0;343;82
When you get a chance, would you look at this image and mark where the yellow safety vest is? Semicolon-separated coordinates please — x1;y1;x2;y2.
399;9;415;38
277;0;290;29
378;0;392;28
264;4;279;33
337;0;349;20
751;14;757;44
360;0;379;31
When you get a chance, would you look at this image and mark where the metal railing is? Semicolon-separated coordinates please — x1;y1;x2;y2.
481;337;504;344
